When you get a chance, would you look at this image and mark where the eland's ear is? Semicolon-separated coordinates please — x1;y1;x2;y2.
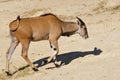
76;17;85;26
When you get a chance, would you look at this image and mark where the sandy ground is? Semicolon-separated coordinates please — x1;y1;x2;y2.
0;0;120;80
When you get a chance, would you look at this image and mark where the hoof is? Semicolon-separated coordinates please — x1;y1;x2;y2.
53;61;61;68
32;67;39;72
5;71;12;76
53;61;64;68
54;63;60;68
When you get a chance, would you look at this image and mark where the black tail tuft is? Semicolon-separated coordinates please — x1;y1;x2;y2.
17;15;21;21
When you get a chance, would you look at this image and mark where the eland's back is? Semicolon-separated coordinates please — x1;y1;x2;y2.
10;13;62;41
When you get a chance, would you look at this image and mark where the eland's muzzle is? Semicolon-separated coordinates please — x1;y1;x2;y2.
84;34;89;39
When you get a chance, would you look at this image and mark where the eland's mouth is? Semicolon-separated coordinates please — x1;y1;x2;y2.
84;35;89;39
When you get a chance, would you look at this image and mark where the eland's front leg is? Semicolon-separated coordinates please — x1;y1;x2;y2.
43;39;60;67
48;40;59;62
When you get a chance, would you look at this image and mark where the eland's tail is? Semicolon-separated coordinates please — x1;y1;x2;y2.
9;16;21;32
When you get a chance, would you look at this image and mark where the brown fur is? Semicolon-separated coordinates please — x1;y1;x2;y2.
6;13;88;74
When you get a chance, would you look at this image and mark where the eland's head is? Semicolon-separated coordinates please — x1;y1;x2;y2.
76;17;89;39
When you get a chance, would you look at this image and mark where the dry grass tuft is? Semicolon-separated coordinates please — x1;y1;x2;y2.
93;0;120;14
0;72;9;80
22;8;51;17
0;0;14;3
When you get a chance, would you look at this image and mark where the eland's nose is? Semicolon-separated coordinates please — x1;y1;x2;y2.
85;35;89;39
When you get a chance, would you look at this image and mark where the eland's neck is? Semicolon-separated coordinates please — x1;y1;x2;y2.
61;22;79;36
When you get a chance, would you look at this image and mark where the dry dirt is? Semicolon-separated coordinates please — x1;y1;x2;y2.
0;0;120;80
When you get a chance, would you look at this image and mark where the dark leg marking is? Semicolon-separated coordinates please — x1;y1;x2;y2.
32;67;39;72
50;45;53;48
53;48;57;51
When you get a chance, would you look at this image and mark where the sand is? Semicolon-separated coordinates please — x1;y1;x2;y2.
0;0;120;80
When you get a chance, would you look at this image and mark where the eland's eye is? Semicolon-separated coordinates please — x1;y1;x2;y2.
84;27;87;30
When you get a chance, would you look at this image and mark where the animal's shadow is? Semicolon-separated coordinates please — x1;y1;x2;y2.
34;47;102;69
12;47;102;75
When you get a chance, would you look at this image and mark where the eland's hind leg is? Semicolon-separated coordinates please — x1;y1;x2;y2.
20;39;38;71
6;33;19;75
